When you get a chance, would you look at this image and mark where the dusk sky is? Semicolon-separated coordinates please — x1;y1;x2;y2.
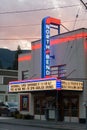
0;0;87;50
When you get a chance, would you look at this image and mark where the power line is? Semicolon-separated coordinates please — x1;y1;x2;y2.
0;24;40;28
63;18;87;23
80;0;87;9
0;4;80;15
0;18;87;29
73;8;80;30
79;8;87;27
0;38;40;40
0;34;86;41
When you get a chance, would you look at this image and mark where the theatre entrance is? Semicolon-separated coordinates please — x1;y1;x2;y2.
34;91;63;121
63;95;79;122
34;91;58;120
33;91;79;122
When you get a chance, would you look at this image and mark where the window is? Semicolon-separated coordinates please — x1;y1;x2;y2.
22;70;29;80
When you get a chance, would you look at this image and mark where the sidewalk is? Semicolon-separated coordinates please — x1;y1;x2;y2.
0;117;86;130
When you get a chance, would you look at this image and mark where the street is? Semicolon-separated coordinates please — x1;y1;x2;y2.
0;124;62;130
0;116;86;130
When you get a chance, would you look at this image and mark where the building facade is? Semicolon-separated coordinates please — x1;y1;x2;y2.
0;69;18;103
10;28;87;123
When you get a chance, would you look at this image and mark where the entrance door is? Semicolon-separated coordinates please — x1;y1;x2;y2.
34;94;56;120
63;96;79;122
34;95;46;120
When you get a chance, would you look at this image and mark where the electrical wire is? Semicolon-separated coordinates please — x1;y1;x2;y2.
0;33;86;41
67;7;82;67
73;7;80;30
0;24;40;28
0;18;87;29
79;9;87;27
65;7;81;65
63;18;87;23
0;4;80;15
0;37;40;40
80;0;87;9
0;3;85;35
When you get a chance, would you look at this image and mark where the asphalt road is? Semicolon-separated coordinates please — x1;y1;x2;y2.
0;124;65;130
0;124;49;130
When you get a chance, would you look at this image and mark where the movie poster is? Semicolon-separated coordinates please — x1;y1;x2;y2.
20;95;29;111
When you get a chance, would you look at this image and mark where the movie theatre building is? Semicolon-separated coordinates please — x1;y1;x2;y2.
9;26;87;123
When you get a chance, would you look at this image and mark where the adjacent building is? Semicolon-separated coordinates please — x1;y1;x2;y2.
0;69;18;103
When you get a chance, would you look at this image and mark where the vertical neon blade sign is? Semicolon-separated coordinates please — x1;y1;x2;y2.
41;16;61;78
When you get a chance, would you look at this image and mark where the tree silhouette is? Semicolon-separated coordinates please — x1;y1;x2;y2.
13;45;22;70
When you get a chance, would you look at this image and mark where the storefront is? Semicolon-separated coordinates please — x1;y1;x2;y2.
33;91;80;122
63;94;79;122
9;77;83;122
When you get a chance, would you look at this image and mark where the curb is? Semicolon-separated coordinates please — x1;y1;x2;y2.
0;119;86;130
0;120;72;130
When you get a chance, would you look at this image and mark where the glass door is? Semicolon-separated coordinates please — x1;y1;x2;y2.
34;94;56;120
34;95;46;120
63;96;79;122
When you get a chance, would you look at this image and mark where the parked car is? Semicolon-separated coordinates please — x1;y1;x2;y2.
0;102;19;117
5;102;19;116
0;102;10;116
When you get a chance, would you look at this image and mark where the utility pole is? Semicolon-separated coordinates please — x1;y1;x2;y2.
80;0;87;9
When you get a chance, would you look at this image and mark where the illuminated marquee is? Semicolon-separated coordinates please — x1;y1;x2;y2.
9;78;61;92
9;78;83;92
41;16;61;78
61;80;83;91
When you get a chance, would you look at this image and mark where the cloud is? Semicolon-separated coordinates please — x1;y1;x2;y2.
0;0;86;50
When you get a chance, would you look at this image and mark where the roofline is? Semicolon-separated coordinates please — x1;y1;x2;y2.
31;28;87;44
